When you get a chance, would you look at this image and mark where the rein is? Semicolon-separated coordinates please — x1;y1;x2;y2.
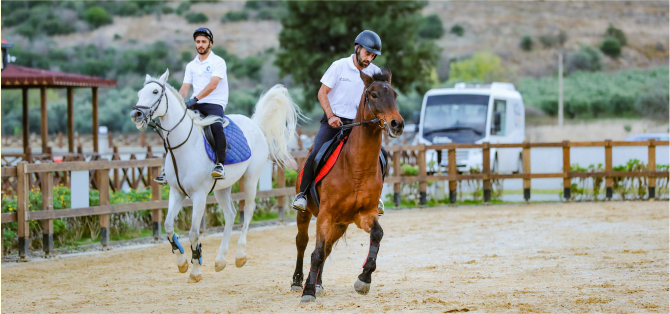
333;81;387;130
134;81;195;197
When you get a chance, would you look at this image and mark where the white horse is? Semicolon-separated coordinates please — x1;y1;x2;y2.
130;69;300;283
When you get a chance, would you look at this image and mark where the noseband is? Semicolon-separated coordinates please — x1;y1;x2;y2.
334;81;388;130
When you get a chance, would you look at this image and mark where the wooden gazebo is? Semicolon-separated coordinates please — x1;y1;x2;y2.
1;64;117;157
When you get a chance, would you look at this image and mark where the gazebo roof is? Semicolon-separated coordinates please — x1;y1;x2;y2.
1;64;117;88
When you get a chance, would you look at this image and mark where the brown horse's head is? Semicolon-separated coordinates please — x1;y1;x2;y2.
360;68;404;138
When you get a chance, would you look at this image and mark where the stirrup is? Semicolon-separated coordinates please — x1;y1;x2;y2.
292;193;307;212
378;198;385;216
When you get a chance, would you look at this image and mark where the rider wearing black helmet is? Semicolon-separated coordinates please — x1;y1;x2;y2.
291;30;388;215
154;27;230;184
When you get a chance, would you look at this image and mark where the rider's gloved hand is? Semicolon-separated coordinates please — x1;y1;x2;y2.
185;97;198;109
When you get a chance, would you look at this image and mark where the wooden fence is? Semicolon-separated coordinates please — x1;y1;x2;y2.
0;139;667;260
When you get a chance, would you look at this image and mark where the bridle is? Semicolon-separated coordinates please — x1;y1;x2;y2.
132;80;195;197
334;81;388;130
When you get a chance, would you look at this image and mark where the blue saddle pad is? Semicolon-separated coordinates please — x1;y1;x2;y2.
204;116;251;165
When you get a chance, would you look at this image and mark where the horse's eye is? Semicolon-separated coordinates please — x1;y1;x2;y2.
153;90;158;94
371;93;378;99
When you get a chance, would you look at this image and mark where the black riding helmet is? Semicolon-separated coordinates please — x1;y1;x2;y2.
193;27;213;43
354;30;382;56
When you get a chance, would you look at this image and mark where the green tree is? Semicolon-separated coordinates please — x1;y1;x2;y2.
605;24;627;46
450;24;464;37
448;51;505;83
418;14;444;39
600;37;622;58
519;35;533;51
85;6;113;29
275;1;441;109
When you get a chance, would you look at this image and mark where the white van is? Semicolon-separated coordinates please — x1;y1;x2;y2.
412;82;525;174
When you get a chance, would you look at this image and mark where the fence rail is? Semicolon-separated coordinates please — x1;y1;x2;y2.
1;139;668;260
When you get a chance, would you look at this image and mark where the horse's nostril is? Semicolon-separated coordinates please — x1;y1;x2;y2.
391;119;399;128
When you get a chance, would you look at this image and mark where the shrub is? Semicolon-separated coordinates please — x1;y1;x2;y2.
450;24;464;37
605;24;627;46
85;6;113;29
447;51;505;83
418;14;444;39
184;12;208;23
519;35;533;51
162;6;174;14
557;30;568;46
565;45;602;73
600;36;622;58
117;1;140;16
539;35;557;48
114;33;122;40
176;2;191;15
634;87;669;120
222;10;248;22
255;7;277;20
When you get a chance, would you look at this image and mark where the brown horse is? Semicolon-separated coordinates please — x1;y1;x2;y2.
292;68;404;302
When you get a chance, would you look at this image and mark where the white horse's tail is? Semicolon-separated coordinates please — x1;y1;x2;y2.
252;84;303;169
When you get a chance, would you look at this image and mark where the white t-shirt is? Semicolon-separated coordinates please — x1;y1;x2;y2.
320;54;381;119
183;52;229;109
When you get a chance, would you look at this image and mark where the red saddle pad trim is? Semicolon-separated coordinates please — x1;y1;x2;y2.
315;138;346;184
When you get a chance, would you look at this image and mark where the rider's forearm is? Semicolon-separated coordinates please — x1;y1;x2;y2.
318;87;335;118
195;82;217;100
179;84;190;100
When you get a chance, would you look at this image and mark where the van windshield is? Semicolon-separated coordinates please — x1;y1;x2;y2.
422;94;489;143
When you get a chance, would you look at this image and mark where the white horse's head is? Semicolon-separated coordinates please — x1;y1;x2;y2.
130;69;171;130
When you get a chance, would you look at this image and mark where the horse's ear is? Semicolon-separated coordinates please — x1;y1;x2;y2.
144;74;152;84
385;69;392;85
158;69;170;85
360;70;374;87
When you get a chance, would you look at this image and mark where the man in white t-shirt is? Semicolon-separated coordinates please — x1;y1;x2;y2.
292;30;387;215
154;27;229;183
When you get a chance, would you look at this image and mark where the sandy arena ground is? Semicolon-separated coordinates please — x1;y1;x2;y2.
2;202;668;313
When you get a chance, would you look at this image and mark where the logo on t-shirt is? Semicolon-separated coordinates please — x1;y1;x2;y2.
206;66;211;72
339;77;351;82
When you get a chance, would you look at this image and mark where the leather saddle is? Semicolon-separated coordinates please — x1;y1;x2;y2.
305;128;388;208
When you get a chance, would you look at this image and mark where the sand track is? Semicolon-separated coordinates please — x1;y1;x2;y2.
2;202;668;313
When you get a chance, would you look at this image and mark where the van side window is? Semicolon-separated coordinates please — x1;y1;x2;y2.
491;99;506;135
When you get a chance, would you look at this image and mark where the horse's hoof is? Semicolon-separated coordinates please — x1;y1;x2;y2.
291;284;303;292
235;256;247;268
178;260;189;273
316;284;324;297
215;261;227;272
300;295;316;303
354;279;371;295
188;273;202;283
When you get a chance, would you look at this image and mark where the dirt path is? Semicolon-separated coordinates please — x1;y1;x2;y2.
2;202;668;313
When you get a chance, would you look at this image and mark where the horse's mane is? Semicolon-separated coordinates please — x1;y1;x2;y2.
372;67;392;83
144;77;221;132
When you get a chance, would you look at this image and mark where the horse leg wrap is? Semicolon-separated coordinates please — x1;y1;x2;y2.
191;243;203;265
359;244;379;284
167;234;185;254
303;268;320;296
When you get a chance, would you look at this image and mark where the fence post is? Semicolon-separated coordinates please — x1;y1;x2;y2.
17;162;30;261
108;132;113;148
482;142;491;202
113;146;120;191
562;141;571;201
648;139;656;200
605;139;613;200
448;144;457;204
151;166;162;240
523;141;531;202
58;132;63;149
238;180;245;223
41;170;54;257
276;164;286;222
418;145;427;205
393;150;401;206
140;132;146;148
98;168;110;250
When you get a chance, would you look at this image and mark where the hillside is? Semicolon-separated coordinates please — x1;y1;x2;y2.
4;0;666;81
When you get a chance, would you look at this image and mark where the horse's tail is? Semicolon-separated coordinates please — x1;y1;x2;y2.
251;84;303;169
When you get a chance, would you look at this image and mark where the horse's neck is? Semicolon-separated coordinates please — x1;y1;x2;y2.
159;93;198;148
346;92;383;167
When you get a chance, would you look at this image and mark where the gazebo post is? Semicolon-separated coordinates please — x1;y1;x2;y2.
22;87;29;159
92;87;99;153
40;86;48;154
67;87;74;153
